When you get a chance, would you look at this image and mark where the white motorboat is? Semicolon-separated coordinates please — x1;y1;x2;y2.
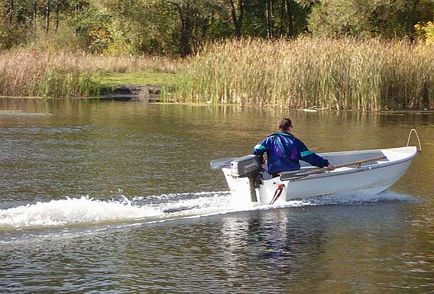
211;146;418;205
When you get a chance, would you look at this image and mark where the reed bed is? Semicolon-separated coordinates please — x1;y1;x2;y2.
172;37;433;111
0;49;180;98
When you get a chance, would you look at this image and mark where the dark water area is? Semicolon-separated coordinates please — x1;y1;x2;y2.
0;99;433;292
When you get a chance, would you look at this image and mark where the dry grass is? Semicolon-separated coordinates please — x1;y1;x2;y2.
1;39;432;109
0;49;181;98
172;37;433;111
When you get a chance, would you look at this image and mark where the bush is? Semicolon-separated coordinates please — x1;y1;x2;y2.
415;21;434;45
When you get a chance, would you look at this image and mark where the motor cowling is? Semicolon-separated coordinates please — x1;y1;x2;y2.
230;155;262;202
230;155;262;178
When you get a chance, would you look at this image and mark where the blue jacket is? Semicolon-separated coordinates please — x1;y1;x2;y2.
253;131;329;174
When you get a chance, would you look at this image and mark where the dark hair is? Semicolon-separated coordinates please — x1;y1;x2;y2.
278;118;293;131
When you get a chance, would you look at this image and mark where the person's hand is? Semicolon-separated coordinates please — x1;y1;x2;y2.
326;164;336;171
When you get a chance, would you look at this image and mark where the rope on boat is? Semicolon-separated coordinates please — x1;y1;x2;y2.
406;129;422;152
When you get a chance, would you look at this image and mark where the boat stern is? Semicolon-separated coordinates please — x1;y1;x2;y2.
222;168;259;205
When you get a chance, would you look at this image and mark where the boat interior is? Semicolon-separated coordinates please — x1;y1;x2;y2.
301;149;389;168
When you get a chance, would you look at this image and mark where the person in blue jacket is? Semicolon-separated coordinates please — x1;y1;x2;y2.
253;118;335;177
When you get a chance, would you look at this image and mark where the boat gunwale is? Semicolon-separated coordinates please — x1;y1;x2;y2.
283;146;418;183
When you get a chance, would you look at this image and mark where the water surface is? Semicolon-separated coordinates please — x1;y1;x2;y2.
0;99;433;292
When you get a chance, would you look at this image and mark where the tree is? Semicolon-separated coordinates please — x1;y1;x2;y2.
163;0;227;56
242;0;308;39
308;0;434;38
228;0;244;38
167;0;198;56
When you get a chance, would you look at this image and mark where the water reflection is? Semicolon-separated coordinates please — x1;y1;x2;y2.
218;202;433;293
0;198;432;292
0;98;433;292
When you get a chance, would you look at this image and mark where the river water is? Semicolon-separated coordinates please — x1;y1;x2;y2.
0;99;433;293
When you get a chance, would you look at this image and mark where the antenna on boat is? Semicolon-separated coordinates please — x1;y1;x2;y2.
406;129;422;152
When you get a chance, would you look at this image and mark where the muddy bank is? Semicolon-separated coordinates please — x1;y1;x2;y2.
99;85;162;102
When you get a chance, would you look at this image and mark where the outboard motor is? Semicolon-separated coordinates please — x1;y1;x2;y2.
230;155;262;202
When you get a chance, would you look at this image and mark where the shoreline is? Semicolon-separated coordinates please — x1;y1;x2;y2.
0;94;432;113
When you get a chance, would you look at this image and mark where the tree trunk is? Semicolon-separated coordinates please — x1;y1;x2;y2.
8;0;14;26
45;0;51;32
55;0;60;32
33;0;38;24
174;2;194;57
279;0;285;36
180;19;193;56
229;0;244;39
285;0;293;37
266;0;274;39
408;0;420;39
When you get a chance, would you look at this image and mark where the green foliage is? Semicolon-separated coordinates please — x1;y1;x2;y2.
415;21;434;45
243;0;309;38
70;1;113;53
121;1;180;55
0;3;8;49
0;0;314;55
26;23;82;52
0;5;28;50
308;0;367;36
0;0;432;55
308;0;434;38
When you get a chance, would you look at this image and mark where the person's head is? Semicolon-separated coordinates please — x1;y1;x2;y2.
278;118;293;132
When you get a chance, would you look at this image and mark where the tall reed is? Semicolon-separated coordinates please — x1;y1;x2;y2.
172;37;433;111
0;49;180;98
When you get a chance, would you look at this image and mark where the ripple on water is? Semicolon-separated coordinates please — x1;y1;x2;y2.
0;190;418;244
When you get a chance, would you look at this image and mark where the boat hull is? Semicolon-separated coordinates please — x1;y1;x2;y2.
222;146;417;205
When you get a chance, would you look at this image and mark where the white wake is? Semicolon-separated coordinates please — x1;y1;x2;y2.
0;190;416;230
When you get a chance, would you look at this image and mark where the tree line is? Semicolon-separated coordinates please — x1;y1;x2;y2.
1;0;433;56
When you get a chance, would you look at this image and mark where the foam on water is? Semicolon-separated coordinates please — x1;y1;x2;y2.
0;190;416;231
0;196;160;229
0;192;234;230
